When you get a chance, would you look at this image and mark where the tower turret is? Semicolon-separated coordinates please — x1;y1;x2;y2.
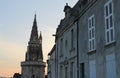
38;31;43;60
21;14;45;78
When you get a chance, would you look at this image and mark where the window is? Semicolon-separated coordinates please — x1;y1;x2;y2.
104;0;114;44
89;60;96;78
50;73;52;78
71;29;74;49
88;15;95;51
32;74;35;78
65;40;68;52
65;67;68;78
106;54;116;78
70;62;74;78
80;63;85;78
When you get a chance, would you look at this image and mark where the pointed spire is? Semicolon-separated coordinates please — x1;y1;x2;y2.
38;31;43;60
29;14;38;42
26;14;44;61
39;31;42;44
34;14;37;23
39;31;42;40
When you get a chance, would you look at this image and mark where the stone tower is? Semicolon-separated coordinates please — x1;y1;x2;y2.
21;14;45;78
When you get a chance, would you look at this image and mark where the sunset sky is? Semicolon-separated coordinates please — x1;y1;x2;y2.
0;0;78;77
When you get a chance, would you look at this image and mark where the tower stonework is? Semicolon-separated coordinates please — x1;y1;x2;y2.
21;14;45;78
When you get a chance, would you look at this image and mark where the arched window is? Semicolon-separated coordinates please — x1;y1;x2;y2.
32;74;35;78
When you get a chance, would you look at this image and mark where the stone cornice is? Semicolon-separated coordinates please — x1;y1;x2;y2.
21;61;46;66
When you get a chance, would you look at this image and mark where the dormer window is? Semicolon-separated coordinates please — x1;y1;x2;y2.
64;3;71;17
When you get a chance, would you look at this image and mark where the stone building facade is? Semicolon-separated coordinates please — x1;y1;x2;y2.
48;0;120;78
21;15;46;78
47;45;56;78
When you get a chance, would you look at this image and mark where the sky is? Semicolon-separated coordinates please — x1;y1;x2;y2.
0;0;78;77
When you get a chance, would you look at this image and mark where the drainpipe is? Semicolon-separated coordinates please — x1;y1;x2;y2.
54;39;58;78
76;19;79;78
